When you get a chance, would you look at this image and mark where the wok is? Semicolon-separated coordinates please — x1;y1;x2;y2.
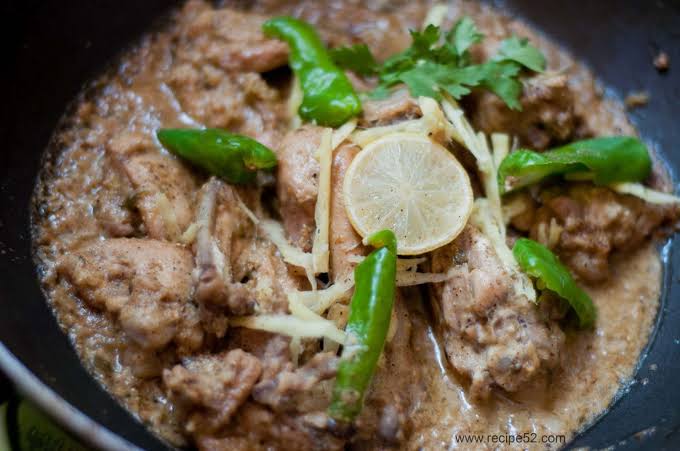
1;0;679;449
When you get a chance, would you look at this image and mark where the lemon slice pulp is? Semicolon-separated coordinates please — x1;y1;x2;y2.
343;133;473;255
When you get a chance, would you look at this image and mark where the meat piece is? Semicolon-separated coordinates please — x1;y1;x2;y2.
167;66;284;148
469;74;577;150
192;178;301;333
195;402;344;451
183;337;342;450
330;143;367;284
94;196;135;237
360;89;420;126
93;162;138;237
194;179;253;317
531;184;680;282
174;301;205;354
290;1;419;62
256;336;292;378
253;349;338;410
231;237;305;314
176;1;288;73
164;349;262;434
166;2;287;147
107;131;197;241
429;226;564;399
276;125;324;251
57;238;202;351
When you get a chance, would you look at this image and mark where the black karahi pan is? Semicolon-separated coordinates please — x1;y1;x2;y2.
1;1;678;449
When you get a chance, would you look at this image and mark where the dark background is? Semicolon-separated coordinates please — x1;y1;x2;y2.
1;373;10;405
1;0;679;450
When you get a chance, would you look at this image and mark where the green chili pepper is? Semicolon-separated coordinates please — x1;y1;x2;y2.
328;229;397;424
497;136;652;194
513;238;596;328
263;16;362;127
156;129;277;184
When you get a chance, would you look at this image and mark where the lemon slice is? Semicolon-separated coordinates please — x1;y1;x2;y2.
343;133;473;255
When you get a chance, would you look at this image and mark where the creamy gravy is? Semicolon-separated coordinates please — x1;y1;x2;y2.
407;245;661;449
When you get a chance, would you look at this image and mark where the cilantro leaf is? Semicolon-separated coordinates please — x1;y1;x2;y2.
445;17;484;64
495;36;546;72
330;17;546;110
477;61;523;110
329;44;379;76
396;63;447;100
409;25;441;57
439;65;489;99
376;61;493;101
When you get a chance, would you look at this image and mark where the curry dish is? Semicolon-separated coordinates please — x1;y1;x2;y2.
32;1;679;449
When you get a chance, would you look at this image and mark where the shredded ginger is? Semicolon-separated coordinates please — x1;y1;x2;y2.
231;315;346;345
312;128;333;274
441;96;536;302
350;97;454;148
610;182;680;205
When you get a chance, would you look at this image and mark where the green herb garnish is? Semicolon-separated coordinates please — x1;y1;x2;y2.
493;36;547;72
330;17;546;110
328;44;379;76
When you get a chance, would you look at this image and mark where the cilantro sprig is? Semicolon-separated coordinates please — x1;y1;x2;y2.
329;17;546;110
328;44;379;76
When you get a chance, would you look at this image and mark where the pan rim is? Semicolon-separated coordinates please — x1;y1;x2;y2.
0;343;141;451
